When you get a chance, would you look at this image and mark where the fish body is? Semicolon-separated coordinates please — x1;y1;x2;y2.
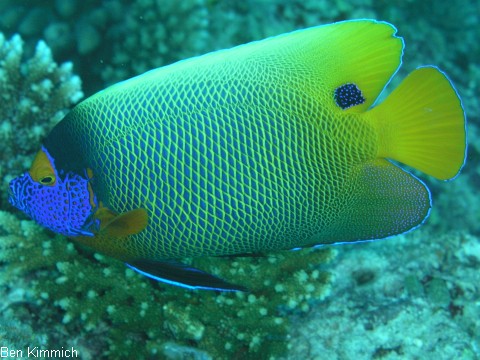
9;20;466;290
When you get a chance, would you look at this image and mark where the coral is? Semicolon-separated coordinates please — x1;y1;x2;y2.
285;231;480;359
428;176;480;235
0;0;126;94
0;0;389;95
0;0;215;94
0;315;45;354
161;342;212;360
0;210;334;359
0;32;83;209
100;0;211;86
0;1;477;359
0;0;477;111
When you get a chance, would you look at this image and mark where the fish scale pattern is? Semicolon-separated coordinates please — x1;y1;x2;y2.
64;64;376;259
56;23;388;260
9;21;459;265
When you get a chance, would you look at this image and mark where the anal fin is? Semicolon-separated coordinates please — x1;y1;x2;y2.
311;159;431;245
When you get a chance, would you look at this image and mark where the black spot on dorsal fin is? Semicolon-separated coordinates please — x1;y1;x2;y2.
334;83;366;110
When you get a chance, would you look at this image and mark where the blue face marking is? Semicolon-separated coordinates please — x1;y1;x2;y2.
334;83;366;109
9;168;97;237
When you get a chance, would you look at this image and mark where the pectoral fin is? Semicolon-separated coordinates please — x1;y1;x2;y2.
126;259;247;292
73;208;148;260
99;208;149;237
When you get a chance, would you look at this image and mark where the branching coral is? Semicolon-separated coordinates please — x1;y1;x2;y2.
0;33;83;209
100;0;211;86
0;0;214;93
0;210;335;359
0;1;476;358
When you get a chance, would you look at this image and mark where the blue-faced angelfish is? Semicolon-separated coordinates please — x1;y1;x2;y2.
8;20;466;291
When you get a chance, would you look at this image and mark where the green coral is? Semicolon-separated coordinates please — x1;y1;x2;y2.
0;210;334;359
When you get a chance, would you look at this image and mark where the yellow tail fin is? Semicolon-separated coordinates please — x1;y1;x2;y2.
370;66;466;180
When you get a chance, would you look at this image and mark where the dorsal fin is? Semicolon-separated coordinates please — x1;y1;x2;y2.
306;20;404;112
96;20;403;117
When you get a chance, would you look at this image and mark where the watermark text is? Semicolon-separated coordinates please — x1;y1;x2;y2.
1;346;79;358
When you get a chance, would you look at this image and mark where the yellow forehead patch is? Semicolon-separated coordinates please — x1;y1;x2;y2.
29;148;56;186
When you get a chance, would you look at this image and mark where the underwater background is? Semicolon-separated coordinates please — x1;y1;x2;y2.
0;0;478;359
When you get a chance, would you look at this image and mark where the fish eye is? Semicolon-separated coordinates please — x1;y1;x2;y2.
39;175;55;186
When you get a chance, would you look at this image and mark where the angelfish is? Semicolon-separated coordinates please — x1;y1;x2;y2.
8;20;466;291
